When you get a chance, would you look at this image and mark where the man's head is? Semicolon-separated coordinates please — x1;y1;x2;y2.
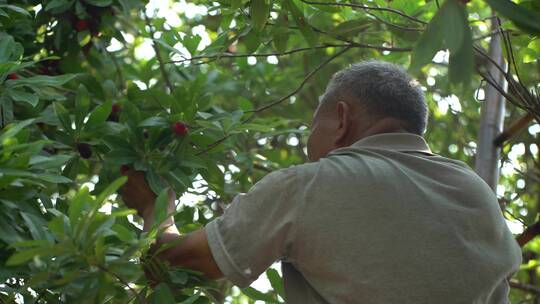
306;60;428;162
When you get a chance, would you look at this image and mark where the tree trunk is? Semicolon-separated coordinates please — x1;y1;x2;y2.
474;18;507;191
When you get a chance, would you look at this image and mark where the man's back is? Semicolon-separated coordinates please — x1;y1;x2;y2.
204;133;522;303
283;133;522;303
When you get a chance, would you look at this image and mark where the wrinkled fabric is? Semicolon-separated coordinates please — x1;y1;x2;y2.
205;133;522;303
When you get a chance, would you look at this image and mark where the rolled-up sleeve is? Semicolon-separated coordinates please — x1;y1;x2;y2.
204;167;299;287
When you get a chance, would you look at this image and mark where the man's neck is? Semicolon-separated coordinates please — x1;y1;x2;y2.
354;117;409;143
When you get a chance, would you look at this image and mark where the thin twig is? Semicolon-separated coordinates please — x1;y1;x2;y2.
144;13;174;93
494;112;535;146
195;46;351;155
249;46;352;113
96;264;146;304
106;49;126;92
516;220;540;247
510;279;540;296
168;41;410;65
167;44;350;64
299;0;427;24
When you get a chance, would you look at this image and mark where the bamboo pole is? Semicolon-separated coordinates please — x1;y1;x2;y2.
474;18;507;191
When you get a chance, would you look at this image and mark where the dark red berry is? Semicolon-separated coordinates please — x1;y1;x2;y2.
108;103;121;121
7;73;18;80
120;165;130;175
171;122;188;136
107;112;119;122
75;19;88;31
36;122;45;130
76;143;92;159
112;103;121;113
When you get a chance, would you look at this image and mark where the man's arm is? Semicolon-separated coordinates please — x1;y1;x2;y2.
119;169;224;280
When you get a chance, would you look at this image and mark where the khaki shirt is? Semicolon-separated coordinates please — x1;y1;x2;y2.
205;133;522;303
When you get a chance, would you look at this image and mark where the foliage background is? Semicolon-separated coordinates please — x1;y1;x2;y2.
0;0;539;303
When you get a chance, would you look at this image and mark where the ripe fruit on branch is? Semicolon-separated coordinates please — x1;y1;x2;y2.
171;121;188;136
75;19;88;31
7;73;18;80
108;103;121;122
76;143;92;159
112;103;121;113
120;165;130;175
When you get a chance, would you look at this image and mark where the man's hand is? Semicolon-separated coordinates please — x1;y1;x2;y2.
118;167;224;281
119;169;157;218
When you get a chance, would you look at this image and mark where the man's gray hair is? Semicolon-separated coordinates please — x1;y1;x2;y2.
321;60;428;135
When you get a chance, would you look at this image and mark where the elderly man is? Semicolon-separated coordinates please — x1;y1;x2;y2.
120;61;522;303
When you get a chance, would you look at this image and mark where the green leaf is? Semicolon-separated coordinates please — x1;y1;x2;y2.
75;84;90;129
182;34;202;55
35;173;72;183
139;117;168;127
154;188;170;227
45;0;72;12
330;19;371;37
486;0;540;35
242;287;278;303
243;28;261;53
447;3;473;88
266;268;285;298
179;294;200;304
95;176;127;207
0;4;31;17
8;89;39;107
6;247;48;266
147;169;167;195
85;101;112;131
69;186;91;225
12;74;78;87
409;1;446;73
0;119;34;143
251;0;270;31
84;0;112;7
20;212;52;241
30;154;73;170
273;32;289;53
77;31;91;47
53;102;73;132
151;283;175;303
169;271;189;285
283;0;318;47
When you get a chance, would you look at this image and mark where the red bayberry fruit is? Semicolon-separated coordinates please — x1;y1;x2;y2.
171;122;188;136
76;143;92;159
112;103;121;113
7;73;18;80
120;165;130;175
75;19;88;31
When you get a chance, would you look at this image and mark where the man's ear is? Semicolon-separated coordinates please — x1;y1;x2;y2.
334;101;351;146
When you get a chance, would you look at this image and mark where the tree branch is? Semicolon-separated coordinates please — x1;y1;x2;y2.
517;220;540;247
195;46;351;155
144;13;174;93
299;0;427;25
494;112;534;147
168;44;350;64
168;42;410;66
510;279;540;296
96;264;146;304
249;46;352;113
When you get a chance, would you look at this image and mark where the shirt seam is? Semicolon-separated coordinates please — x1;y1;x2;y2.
287;166;305;264
210;219;251;283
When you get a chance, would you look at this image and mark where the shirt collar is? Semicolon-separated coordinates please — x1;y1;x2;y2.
329;132;434;156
